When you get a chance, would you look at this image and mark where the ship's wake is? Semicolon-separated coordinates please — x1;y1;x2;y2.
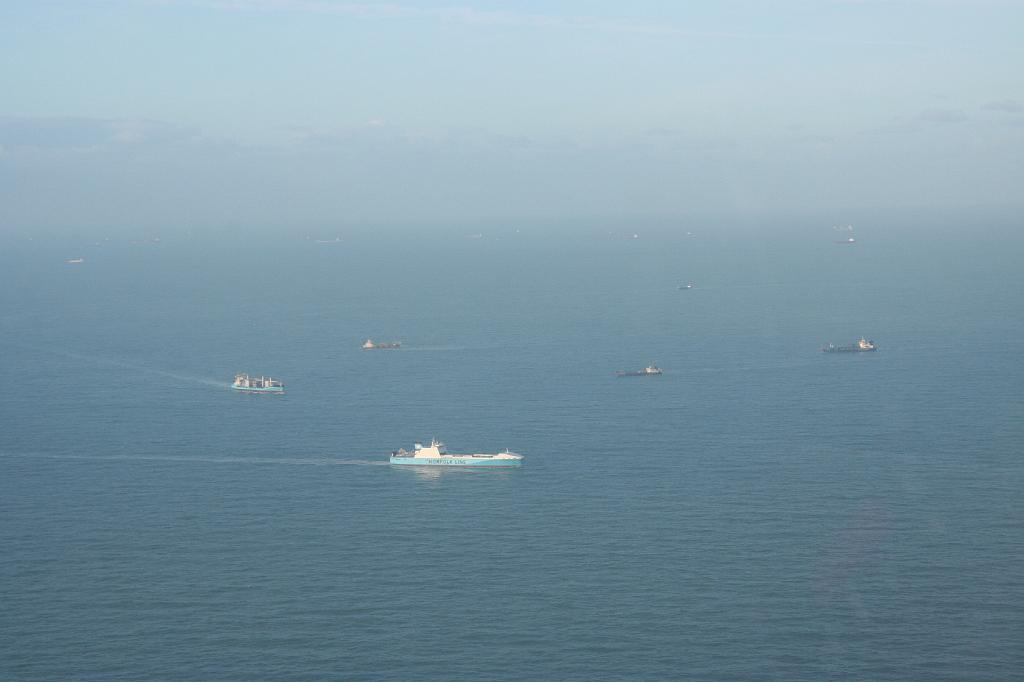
1;451;389;466
20;345;231;388
399;344;504;352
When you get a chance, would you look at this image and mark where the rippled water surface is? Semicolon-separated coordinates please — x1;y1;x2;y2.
2;221;1022;680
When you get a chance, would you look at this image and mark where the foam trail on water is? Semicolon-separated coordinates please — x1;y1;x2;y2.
10;343;231;388
0;451;389;466
402;344;504;352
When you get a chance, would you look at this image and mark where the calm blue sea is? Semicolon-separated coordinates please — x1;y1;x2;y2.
2;216;1022;680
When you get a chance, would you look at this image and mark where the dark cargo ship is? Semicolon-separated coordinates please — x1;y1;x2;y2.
822;338;876;353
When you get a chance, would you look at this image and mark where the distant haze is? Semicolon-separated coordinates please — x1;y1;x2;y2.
1;0;1022;234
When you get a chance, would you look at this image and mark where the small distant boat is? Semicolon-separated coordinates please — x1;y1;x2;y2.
362;339;401;350
390;439;523;467
316;236;342;244
822;338;877;353
679;282;694;290
617;364;663;377
232;373;284;393
833;224;855;243
65;258;85;264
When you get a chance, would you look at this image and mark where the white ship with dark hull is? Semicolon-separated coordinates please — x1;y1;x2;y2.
390;439;523;467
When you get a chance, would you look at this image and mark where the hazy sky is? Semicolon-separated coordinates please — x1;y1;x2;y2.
2;0;1022;232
